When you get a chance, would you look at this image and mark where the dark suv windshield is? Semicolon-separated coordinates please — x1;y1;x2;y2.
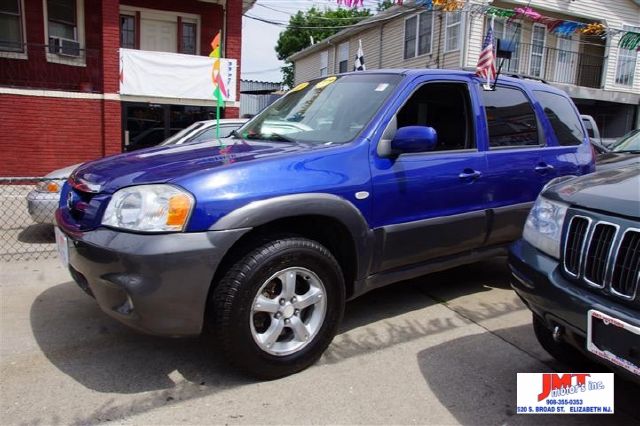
237;74;402;145
611;129;640;153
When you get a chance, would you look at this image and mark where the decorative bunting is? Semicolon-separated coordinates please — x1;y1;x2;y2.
552;21;586;37
336;0;364;7
619;32;640;51
514;7;542;21
415;0;433;9
540;18;563;33
432;0;463;12
486;6;515;18
581;23;606;36
336;1;640;48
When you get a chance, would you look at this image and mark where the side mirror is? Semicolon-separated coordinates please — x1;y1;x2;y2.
390;126;438;154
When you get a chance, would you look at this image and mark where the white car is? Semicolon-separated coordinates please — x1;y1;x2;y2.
27;118;248;224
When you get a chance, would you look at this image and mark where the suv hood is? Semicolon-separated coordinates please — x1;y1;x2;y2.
71;139;310;194
544;165;640;219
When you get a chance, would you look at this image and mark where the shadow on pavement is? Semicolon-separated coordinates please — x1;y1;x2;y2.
17;223;54;243
417;324;640;425
29;258;526;423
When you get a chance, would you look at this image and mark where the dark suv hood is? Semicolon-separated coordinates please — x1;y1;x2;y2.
544;165;640;219
596;151;640;171
71;139;308;194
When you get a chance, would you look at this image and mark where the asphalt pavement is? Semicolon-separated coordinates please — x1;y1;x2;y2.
1;256;639;425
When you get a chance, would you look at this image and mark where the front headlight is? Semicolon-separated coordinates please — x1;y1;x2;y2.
523;196;569;259
102;185;194;232
35;180;63;193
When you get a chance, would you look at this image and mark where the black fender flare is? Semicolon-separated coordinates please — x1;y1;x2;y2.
210;193;374;280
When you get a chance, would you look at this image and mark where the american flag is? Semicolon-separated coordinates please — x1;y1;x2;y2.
476;23;496;81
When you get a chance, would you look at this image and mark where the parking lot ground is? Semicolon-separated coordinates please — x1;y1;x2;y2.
1;257;639;425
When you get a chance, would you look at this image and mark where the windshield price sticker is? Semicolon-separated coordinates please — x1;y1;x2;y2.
374;83;389;92
315;76;337;89
516;373;614;414
290;82;309;92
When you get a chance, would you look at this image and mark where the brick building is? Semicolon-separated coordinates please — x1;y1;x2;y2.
0;0;254;176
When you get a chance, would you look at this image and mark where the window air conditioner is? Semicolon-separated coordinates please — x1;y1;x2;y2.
48;36;81;57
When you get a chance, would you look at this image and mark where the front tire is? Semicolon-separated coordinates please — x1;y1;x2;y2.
210;237;345;379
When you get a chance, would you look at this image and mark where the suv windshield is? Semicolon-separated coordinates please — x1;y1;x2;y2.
237;74;402;145
611;129;640;153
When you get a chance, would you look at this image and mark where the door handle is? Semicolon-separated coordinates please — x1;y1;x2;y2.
535;163;555;173
459;169;482;180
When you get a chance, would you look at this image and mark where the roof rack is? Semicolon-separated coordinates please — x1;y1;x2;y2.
503;73;549;84
460;68;548;85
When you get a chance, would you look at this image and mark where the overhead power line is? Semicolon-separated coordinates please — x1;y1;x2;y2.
242;67;284;74
256;3;378;19
245;6;415;30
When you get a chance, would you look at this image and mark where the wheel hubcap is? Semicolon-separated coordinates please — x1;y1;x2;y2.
250;267;327;356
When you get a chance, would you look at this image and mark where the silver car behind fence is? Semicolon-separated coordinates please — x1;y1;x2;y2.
0;177;59;261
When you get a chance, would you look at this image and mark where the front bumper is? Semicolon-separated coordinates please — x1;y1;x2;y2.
27;190;59;224
56;210;249;336
509;239;640;381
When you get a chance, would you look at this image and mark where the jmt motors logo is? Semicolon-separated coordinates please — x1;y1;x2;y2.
537;373;592;401
517;373;614;414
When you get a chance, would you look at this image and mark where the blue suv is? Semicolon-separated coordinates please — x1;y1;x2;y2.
56;70;594;378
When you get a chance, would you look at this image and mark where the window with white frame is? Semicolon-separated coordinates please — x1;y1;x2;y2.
180;21;197;54
404;11;434;59
120;6;200;54
492;19;521;73
320;50;328;76
45;0;85;63
615;24;639;86
48;0;77;41
529;24;546;77
120;14;136;49
0;0;25;52
418;12;434;56
338;42;349;73
404;15;417;59
445;12;462;52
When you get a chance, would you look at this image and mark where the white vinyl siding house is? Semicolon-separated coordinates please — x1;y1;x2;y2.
291;3;463;81
290;0;640;135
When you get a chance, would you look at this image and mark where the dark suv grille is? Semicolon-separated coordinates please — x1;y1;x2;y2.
611;230;640;299
563;214;639;302
584;223;617;286
564;216;590;276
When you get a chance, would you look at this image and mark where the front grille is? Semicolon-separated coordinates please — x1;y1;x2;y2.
584;223;617;287
562;214;639;303
564;216;590;276
611;230;640;299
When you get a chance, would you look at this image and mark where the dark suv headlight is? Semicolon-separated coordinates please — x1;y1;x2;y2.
523;196;569;259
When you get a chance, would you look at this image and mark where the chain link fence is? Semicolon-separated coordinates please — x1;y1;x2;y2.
0;177;61;261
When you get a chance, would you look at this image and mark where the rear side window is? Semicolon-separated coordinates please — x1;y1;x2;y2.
481;86;539;148
582;118;594;138
534;91;584;146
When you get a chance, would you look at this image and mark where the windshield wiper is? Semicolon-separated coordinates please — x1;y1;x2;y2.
267;132;297;143
613;149;640;154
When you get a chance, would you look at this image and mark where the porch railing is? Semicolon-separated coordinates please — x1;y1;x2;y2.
496;42;605;89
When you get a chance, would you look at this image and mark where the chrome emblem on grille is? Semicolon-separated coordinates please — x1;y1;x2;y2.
66;191;74;210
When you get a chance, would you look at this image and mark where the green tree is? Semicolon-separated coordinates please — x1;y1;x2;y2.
377;0;395;12
275;7;372;87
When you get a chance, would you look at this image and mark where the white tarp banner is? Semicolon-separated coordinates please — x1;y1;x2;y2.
119;49;237;102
